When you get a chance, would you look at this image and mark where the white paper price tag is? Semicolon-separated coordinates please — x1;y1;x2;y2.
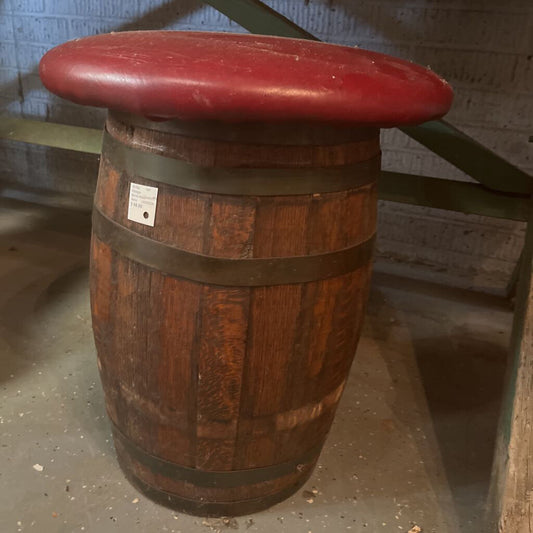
127;182;158;227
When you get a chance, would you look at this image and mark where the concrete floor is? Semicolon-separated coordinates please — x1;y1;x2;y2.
0;198;511;533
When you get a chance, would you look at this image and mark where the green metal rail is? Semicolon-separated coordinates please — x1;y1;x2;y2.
206;0;532;196
379;171;529;221
402;122;533;195
204;0;317;40
1;0;531;221
1;116;529;222
1;116;102;155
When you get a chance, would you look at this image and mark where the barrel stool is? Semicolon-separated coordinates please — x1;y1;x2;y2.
39;31;453;516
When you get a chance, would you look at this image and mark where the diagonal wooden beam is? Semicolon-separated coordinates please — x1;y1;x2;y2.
402;121;533;195
380;171;529;221
204;0;318;40
487;199;533;531
205;0;532;195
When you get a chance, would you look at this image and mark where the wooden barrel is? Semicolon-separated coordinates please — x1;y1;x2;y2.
90;111;379;516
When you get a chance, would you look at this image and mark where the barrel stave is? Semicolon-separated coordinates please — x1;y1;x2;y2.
90;116;378;514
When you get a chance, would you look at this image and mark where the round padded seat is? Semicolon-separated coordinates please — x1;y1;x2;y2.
39;31;452;126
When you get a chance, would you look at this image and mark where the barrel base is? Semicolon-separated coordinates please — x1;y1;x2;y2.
116;451;314;517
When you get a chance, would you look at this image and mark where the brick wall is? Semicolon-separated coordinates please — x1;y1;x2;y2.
1;0;532;293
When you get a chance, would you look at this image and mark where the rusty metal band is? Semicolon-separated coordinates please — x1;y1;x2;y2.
112;422;321;489
121;462;313;516
102;131;379;196
109;110;379;146
92;208;375;287
120;465;313;516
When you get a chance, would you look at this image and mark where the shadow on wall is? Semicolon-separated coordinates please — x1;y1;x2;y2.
310;0;530;94
375;201;526;295
1;0;209;201
1;0;529;291
309;0;529;294
6;0;530;126
1;0;206;127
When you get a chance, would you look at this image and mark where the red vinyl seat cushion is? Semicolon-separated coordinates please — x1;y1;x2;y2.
39;31;453;126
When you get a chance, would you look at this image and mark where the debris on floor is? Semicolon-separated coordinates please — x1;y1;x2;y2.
302;488;319;503
0;200;512;533
201;517;239;530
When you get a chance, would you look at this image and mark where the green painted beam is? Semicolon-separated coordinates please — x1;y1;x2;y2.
0;115;103;154
1;116;529;221
499;201;533;445
204;0;317;40
380;171;529;222
401;121;533;195
487;198;533;529
205;0;533;195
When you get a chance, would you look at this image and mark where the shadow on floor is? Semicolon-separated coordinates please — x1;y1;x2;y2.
0;199;92;384
367;272;510;532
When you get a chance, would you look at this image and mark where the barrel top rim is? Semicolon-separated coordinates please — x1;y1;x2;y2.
39;31;453;127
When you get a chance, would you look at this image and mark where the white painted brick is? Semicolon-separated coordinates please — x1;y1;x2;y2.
0;44;18;68
12;43;50;70
1;14;15;41
376;237;519;288
45;0;146;19
3;99;22;115
381;202;522;232
515;54;533;92
381;129;432;153
381;130;412;152
68;18;119;39
270;1;531;51
508;96;533;129
0;68;21;98
61;5;233;39
413;48;523;90
442;88;533;132
377;204;524;265
18;99;49;119
381;148;473;181
526;11;533;52
447;90;518;128
417;154;473;181
378;7;528;51
20;72;47;100
11;0;46;14
268;1;353;37
126;6;237;33
361;1;528;12
458;126;532;170
0;96;18;112
350;41;414;60
171;4;232;27
13;15;71;45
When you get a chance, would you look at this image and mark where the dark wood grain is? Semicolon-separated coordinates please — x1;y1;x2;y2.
90;115;379;515
106;113;380;168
